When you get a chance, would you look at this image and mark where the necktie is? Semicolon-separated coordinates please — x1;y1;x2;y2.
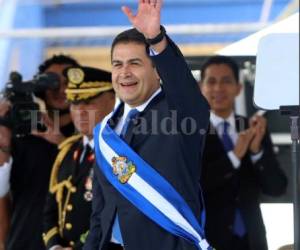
221;121;246;237
233;209;246;237
221;121;234;152
120;108;139;138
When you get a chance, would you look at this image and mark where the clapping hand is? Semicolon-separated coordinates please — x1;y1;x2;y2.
249;115;266;154
233;128;255;159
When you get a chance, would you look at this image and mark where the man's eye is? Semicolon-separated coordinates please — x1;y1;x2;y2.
131;61;140;65
206;80;216;85
222;78;234;84
112;63;121;68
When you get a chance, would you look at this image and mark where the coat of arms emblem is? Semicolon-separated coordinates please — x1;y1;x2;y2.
111;156;136;184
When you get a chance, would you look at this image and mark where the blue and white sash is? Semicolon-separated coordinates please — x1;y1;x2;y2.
94;105;211;250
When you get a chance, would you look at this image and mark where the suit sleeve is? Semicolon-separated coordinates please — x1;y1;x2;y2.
43;192;63;249
151;36;210;131
251;131;287;196
201;130;288;195
83;166;104;250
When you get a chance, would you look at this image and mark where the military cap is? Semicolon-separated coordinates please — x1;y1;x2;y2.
64;66;113;102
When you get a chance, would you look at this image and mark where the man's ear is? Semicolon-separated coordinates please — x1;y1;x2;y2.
154;67;160;82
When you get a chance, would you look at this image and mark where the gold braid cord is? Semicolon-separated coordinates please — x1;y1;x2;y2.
49;134;82;193
43;227;59;245
48;134;82;236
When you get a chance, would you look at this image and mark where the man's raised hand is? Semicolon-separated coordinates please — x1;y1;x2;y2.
121;0;163;39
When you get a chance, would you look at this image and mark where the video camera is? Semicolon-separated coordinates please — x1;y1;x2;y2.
0;71;60;136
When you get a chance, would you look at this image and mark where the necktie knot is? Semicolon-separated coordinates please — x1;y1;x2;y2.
126;108;139;121
120;108;139;138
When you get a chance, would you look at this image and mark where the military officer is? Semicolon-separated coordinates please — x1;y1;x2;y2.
42;66;115;250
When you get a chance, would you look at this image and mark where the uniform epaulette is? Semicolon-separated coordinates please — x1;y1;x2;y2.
49;134;82;194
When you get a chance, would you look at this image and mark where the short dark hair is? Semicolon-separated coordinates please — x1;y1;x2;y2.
200;55;239;83
38;54;80;74
111;28;150;59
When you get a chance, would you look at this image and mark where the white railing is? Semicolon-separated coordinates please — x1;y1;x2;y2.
0;22;267;39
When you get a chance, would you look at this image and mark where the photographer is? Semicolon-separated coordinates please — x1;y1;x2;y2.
0;55;79;250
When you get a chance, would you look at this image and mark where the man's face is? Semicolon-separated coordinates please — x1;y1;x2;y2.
111;42;160;107
70;91;115;137
200;63;242;117
44;64;71;110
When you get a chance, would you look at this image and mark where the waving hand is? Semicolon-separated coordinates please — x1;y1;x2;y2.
122;0;163;39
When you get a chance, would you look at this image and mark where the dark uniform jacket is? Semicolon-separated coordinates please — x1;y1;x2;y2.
43;135;95;250
7;123;74;250
84;38;210;250
201;116;287;250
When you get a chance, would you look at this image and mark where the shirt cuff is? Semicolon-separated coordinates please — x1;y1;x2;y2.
227;151;241;169
251;150;264;164
0;157;12;198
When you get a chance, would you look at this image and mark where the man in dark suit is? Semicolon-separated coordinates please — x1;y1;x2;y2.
199;55;287;250
84;1;210;250
43;66;115;250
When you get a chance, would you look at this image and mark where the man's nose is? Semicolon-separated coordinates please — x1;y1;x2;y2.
120;65;132;76
213;82;223;91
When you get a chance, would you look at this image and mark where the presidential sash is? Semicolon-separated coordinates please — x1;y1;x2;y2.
94;105;211;250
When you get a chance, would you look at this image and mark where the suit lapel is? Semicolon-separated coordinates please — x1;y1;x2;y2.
108;103;124;130
71;140;93;184
206;123;227;154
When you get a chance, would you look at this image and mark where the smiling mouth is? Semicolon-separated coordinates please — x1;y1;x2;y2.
120;82;137;87
77;120;89;124
213;96;227;102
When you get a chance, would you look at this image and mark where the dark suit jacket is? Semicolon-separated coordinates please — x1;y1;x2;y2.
84;38;210;250
201;115;287;250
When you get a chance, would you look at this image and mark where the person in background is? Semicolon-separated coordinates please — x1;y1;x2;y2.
84;1;211;250
43;66;115;250
199;55;287;250
0;55;79;250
